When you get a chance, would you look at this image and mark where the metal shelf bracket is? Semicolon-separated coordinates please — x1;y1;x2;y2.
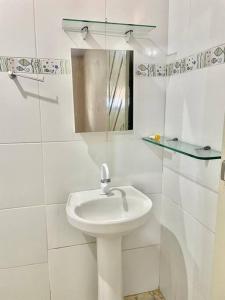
125;30;133;43
81;26;89;40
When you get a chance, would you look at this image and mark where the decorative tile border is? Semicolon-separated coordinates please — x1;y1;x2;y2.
136;42;225;77
125;289;165;300
136;63;166;77
0;56;70;74
2;42;225;77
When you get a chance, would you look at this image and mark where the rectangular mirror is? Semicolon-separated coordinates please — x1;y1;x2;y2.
71;49;133;133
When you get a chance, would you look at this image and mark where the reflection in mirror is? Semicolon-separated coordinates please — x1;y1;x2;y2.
71;49;133;133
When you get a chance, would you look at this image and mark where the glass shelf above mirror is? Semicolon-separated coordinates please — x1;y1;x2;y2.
62;18;156;41
143;136;221;160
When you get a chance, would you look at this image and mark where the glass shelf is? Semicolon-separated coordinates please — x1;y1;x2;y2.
143;136;221;160
62;18;156;40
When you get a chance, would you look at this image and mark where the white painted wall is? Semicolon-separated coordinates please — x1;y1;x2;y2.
0;1;168;299
160;1;225;300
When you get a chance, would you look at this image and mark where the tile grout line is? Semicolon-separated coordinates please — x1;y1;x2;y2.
0;243;160;271
0;261;48;271
162;194;217;234
163;164;219;194
49;242;160;252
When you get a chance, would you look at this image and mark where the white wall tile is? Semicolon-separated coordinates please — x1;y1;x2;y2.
49;244;97;300
39;75;76;142
162;3;225;299
164;154;221;194
188;0;225;54
168;0;190;56
163;167;218;232
159;225;188;300
0;206;47;268
0;263;50;300
43;139;107;204
163;67;225;194
169;0;225;56
123;194;161;249
46;204;95;249
165;68;225;151
160;197;215;300
134;77;166;137
0;144;44;209
0;0;36;56
49;243;160;300
34;0;106;58
0;73;41;143
123;246;160;296
106;0;169;52
107;134;163;195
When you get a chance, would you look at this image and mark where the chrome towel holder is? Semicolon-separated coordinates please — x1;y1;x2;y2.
8;71;45;82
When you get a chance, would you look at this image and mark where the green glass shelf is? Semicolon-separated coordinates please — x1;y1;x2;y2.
143;136;221;160
62;18;156;40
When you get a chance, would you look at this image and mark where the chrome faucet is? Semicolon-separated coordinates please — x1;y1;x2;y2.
108;187;128;211
100;163;111;194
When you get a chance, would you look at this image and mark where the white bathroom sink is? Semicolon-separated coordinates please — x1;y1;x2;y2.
66;185;152;300
66;185;152;237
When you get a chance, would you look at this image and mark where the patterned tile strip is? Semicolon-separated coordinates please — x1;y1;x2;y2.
0;56;70;74
124;289;165;300
1;42;224;77
136;42;225;77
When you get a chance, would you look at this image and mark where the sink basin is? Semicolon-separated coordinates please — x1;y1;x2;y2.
66;186;152;237
66;185;152;300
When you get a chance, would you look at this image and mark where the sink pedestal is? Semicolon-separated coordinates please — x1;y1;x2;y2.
97;236;122;300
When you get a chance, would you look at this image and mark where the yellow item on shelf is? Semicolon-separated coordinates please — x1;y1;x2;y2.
149;134;161;142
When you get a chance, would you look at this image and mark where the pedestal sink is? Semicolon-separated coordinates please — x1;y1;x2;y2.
66;186;152;300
